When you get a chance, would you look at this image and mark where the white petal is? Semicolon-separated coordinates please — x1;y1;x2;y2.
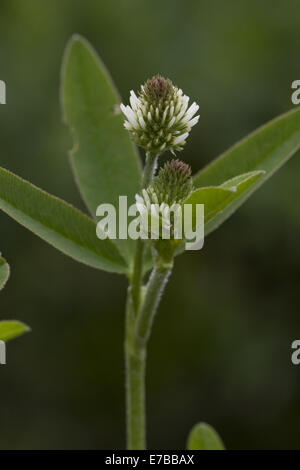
142;189;151;209
135;194;144;205
123;120;130;129
168;116;176;128
140;103;147;115
137;110;146;129
120;103;128;116
135;202;147;217
188;102;199;115
173;132;189;145
176;96;189;121
161;106;169;124
182;102;199;123
151;204;160;218
121;104;139;128
139;116;146;128
187;115;200;128
129;90;140;110
162;205;170;219
175;98;182;114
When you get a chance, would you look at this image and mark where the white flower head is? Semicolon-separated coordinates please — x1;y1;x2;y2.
121;75;200;155
135;189;181;240
135;159;193;240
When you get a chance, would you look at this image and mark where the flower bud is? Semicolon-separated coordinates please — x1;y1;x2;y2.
135;159;193;240
121;75;200;155
151;159;193;205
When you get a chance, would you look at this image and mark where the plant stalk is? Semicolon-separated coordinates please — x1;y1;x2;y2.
135;260;173;345
125;291;146;449
125;257;173;449
130;152;158;313
126;151;173;450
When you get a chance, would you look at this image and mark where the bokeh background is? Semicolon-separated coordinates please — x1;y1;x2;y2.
0;0;300;450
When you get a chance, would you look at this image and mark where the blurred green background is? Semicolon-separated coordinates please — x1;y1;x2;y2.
0;0;300;450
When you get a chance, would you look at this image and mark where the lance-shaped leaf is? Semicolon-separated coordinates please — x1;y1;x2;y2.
0;255;10;290
183;170;263;232
61;35;142;263
193;106;300;235
0;321;30;342
184;186;235;226
0;167;127;274
187;422;225;450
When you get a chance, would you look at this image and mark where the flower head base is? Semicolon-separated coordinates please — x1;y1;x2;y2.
121;75;200;155
135;159;193;240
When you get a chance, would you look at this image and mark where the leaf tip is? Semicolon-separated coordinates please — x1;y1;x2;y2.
0;255;10;291
0;320;31;342
187;422;225;450
70;33;84;42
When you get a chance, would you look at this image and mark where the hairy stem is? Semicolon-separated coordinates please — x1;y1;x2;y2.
135;260;173;345
125;292;146;449
126;152;173;450
125;350;146;449
125;256;173;449
142;152;158;188
131;152;158;312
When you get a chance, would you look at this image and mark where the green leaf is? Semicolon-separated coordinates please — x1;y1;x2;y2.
170;172;263;255
0;321;30;341
183;171;263;230
0;166;128;274
205;170;264;234
184;186;236;225
193;106;300;235
0;255;10;291
220;170;264;190
187;423;225;450
61;34;142;263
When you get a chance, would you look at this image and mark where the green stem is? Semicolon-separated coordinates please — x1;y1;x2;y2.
125;350;146;449
125;292;146;449
130;239;145;314
135;259;173;345
142;152;158;188
131;152;158;312
125;152;158;450
126;152;171;450
125;256;173;449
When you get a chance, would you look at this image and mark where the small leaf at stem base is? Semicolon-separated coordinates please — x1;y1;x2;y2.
187;422;225;450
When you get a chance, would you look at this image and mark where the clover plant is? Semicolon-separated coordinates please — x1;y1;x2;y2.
0;35;299;449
